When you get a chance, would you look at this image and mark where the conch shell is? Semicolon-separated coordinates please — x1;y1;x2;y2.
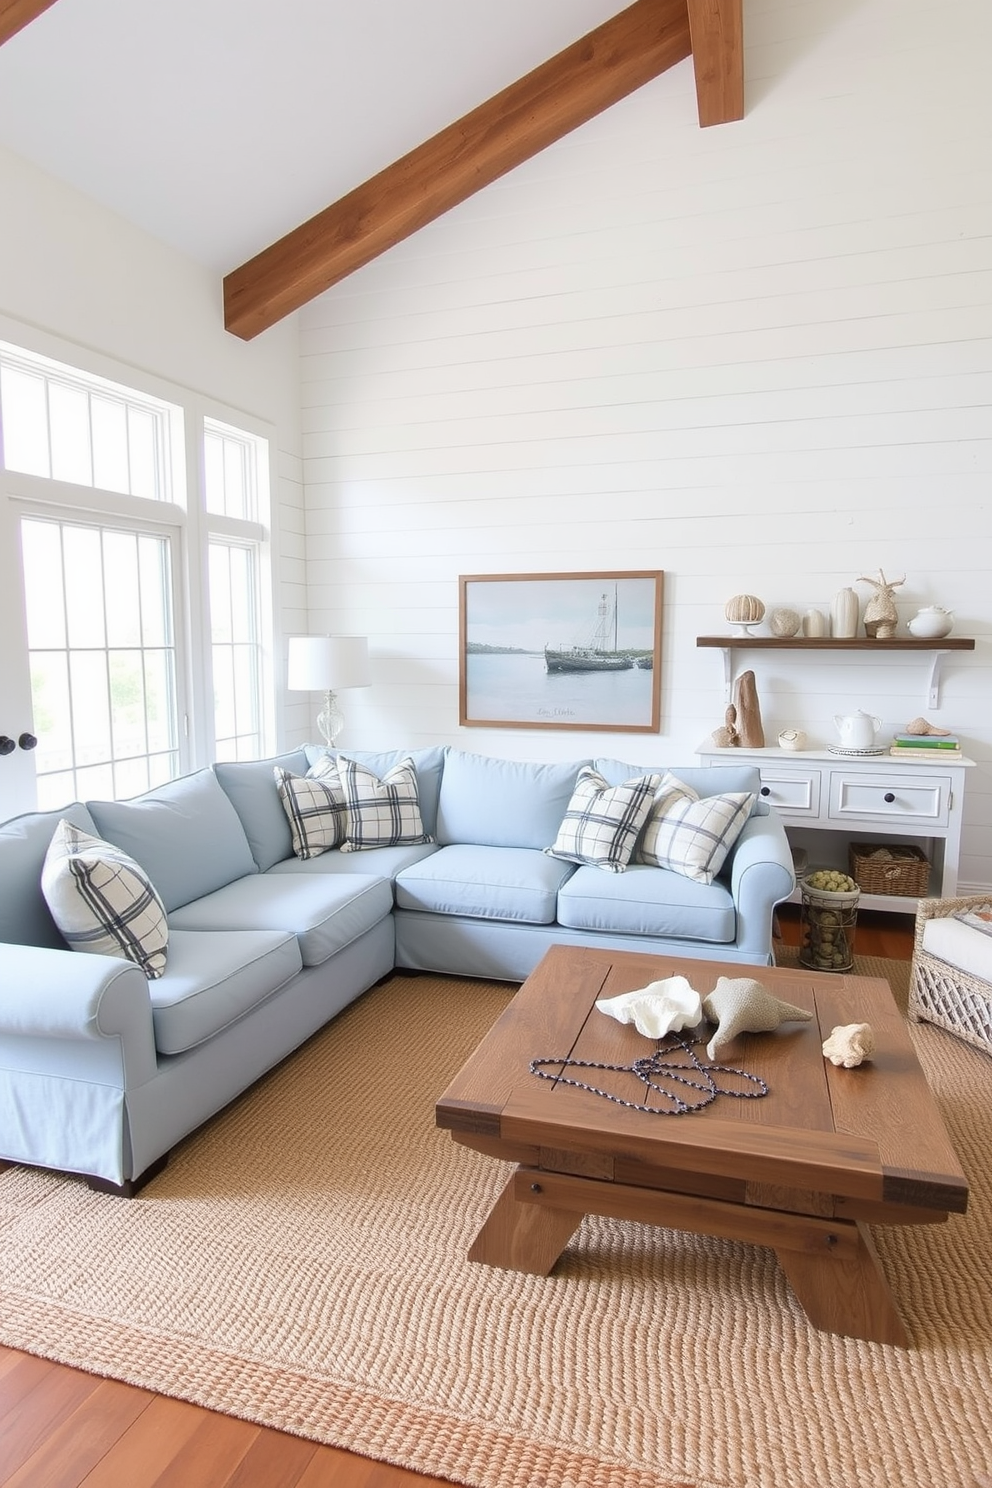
903;716;951;737
822;1022;875;1068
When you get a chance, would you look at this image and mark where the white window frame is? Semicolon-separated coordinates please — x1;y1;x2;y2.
0;320;278;801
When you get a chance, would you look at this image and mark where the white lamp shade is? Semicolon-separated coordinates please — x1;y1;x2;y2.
287;635;371;691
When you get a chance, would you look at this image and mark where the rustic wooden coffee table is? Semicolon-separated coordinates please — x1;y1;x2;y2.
436;944;968;1346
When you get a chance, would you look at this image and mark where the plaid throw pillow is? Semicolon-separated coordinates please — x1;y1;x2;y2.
274;762;347;859
41;819;169;978
337;756;433;852
637;772;755;884
545;766;661;874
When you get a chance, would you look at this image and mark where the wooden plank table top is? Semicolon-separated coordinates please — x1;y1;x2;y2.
436;943;969;1346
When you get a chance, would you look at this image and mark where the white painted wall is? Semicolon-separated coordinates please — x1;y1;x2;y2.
0;142;309;747
298;0;992;893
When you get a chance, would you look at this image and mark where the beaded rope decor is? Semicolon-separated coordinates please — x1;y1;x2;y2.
529;1030;768;1116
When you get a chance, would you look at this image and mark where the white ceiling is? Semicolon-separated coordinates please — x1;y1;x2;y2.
0;0;633;273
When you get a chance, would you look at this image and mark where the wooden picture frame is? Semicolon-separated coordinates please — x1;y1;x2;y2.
459;571;663;732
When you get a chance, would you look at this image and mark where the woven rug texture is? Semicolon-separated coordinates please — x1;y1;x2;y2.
1;952;990;1488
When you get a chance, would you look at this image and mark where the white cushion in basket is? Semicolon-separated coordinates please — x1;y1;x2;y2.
637;772;755;885
41;819;169;977
546;766;661;873
923;912;992;983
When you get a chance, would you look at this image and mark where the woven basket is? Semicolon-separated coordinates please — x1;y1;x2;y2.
849;842;930;896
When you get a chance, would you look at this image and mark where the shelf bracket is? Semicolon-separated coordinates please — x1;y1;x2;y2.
927;651;951;710
716;645;734;701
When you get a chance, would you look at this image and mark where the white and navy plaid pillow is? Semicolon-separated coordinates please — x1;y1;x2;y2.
637;772;755;884
274;763;347;859
337;755;432;852
41;819;169;978
546;766;661;873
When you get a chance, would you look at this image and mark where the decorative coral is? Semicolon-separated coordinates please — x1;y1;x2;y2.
822;1023;875;1068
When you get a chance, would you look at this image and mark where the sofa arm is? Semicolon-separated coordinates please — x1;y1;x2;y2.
728;812;796;961
0;944;158;1086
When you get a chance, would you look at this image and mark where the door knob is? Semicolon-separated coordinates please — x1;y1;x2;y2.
0;736;15;756
18;733;38;751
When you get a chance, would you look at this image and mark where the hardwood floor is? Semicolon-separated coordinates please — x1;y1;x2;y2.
0;914;915;1487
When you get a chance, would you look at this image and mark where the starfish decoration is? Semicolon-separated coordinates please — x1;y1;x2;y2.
702;977;813;1061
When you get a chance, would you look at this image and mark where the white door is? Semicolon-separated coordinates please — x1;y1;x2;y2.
0;494;39;818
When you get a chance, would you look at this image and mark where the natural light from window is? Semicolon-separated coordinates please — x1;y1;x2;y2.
22;516;180;808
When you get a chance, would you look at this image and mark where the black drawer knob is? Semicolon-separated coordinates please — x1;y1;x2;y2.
18;733;38;751
760;786;771;796
883;792;896;803
0;736;15;757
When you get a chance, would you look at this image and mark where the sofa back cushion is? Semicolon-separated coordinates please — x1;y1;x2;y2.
0;801;99;948
214;749;310;870
304;746;446;839
594;760;768;814
88;769;257;913
437;751;590;850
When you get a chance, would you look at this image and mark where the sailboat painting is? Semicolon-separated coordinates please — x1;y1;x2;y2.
460;571;662;732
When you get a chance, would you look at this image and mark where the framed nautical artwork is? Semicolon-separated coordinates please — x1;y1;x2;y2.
459;571;663;731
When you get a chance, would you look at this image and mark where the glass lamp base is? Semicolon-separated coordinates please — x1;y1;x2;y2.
316;690;345;747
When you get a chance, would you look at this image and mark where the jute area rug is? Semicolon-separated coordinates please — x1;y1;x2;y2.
1;951;990;1488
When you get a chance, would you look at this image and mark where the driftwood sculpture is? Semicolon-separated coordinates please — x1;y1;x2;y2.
857;569;905;639
712;703;740;748
734;670;765;748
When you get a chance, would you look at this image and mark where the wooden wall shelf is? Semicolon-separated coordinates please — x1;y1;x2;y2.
696;636;975;651
696;635;976;707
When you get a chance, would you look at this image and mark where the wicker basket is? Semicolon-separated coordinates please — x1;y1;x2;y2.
849;842;930;897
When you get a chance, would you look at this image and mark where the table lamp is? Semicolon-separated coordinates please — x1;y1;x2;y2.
287;635;370;746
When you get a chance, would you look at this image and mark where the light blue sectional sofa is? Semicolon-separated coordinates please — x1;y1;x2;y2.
0;746;794;1195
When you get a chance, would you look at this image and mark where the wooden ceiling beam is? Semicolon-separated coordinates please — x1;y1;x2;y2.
686;0;743;127
0;0;60;48
224;0;693;340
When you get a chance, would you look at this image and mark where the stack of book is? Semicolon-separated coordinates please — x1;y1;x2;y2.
889;733;963;759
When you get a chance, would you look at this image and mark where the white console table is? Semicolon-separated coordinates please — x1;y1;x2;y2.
697;744;975;914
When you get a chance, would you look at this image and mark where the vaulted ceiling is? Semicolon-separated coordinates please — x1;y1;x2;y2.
0;0;742;340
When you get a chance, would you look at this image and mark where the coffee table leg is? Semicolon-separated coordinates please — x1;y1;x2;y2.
775;1220;910;1347
468;1171;581;1275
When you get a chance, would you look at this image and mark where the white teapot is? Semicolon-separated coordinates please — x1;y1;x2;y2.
834;710;882;750
908;606;954;639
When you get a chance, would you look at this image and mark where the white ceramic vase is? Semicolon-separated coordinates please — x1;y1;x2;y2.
803;608;826;637
832;587;859;639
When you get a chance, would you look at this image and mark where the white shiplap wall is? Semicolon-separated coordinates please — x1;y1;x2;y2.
297;0;992;892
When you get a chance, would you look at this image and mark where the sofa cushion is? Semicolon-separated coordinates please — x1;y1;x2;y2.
88;769;257;912
274;764;347;859
148;927;302;1054
546;766;661;873
168;871;393;967
267;840;438;880
214;749;310;870
436;751;589;849
557;863;737;943
595;760;768;816
305;746;446;839
41;820;169;977
337;756;433;852
637;774;756;885
0;801;99;949
395;844;575;924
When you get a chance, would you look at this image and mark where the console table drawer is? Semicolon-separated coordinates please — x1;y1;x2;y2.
757;768;821;817
827;771;949;828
